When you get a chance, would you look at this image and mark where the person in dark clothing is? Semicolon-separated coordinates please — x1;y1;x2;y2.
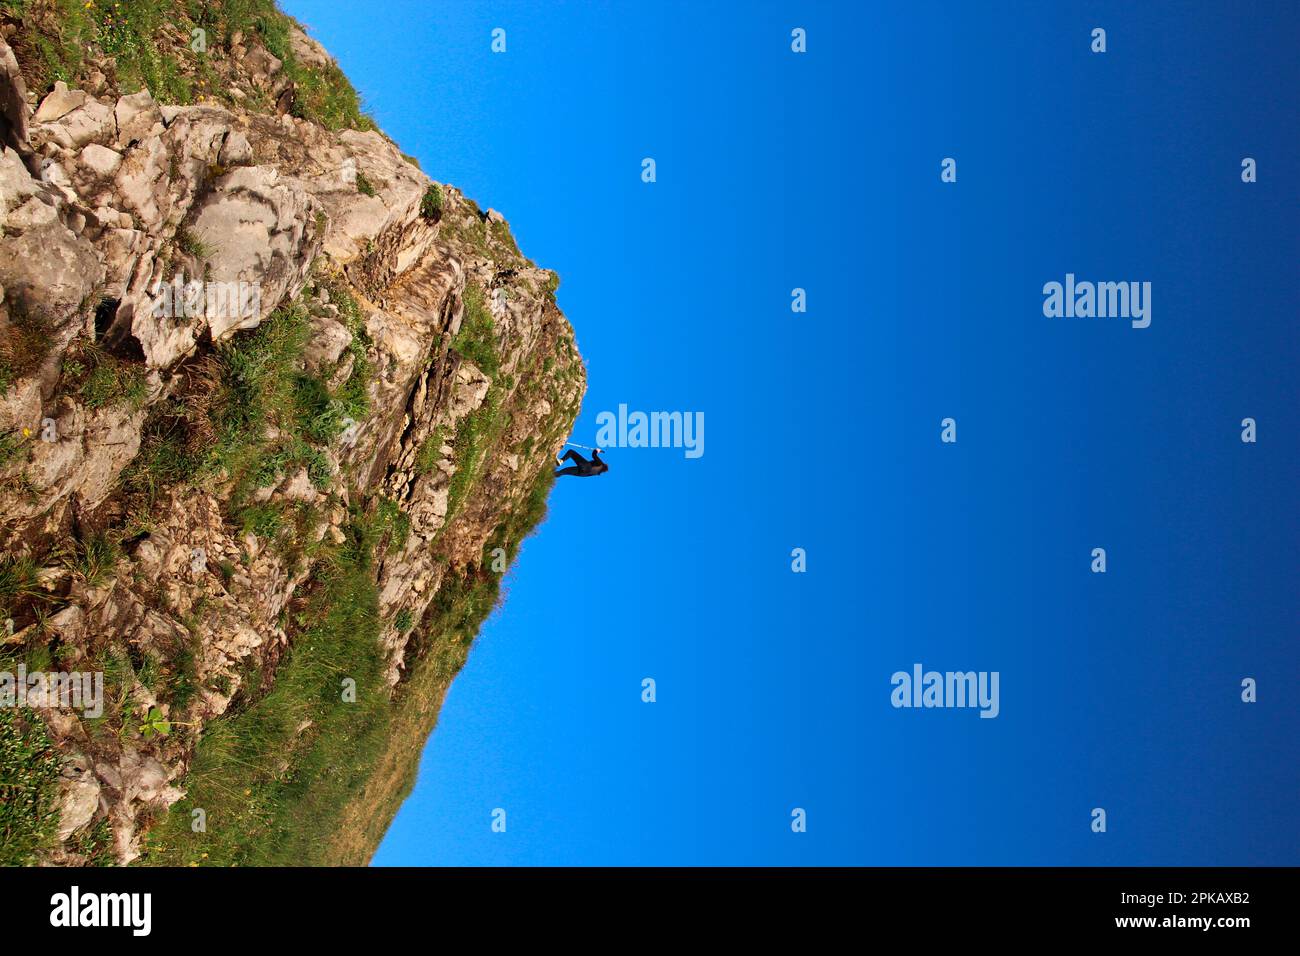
555;448;609;477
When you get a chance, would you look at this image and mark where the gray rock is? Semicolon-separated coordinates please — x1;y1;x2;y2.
33;81;86;124
78;142;121;177
218;129;252;166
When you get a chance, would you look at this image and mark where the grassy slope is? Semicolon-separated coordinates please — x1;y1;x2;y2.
1;0;375;131
133;269;564;866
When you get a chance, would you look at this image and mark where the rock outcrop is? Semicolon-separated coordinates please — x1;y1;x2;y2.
0;12;583;865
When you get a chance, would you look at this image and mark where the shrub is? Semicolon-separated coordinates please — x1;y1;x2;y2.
420;184;443;221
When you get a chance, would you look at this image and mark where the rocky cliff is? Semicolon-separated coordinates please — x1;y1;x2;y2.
0;1;584;865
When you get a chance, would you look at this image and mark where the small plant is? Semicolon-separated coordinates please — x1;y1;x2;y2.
0;304;52;394
354;171;376;197
138;706;170;739
176;228;213;260
414;426;443;475
0;429;29;469
373;497;410;550
63;532;122;587
420;184;443;221
238;503;285;540
394;609;414;634
66;342;149;411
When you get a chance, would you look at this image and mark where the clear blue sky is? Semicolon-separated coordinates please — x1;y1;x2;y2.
282;0;1299;865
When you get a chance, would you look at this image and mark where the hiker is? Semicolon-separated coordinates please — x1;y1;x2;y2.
555;448;609;478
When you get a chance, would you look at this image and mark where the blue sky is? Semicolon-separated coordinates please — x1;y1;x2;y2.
282;1;1299;865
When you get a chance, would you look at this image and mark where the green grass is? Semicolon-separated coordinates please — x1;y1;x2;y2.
445;386;504;522
205;290;367;512
210;303;313;464
66;817;115;866
0;709;63;867
319;465;559;863
61;531;122;586
0;302;52;394
76;354;149;411
373;497;410;550
176;227;213;260
6;0;376;131
112;278;370;555
453;282;499;379
116;397;208;527
284;55;376;132
413;426;443;475
139;510;388;866
0;554;47;625
9;0;194;102
235;501;285;539
354;171;376;197
0;430;29;470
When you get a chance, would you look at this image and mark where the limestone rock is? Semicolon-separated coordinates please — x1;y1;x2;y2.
34;81;85;124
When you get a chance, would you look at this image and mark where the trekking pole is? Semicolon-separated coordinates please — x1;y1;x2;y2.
563;441;602;451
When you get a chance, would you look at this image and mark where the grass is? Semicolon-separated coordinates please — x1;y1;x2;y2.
138;413;563;866
445;386;504;522
0;709;64;867
320;466;558;863
202;284;369;519
113;276;370;571
354;171;376;197
139;509;388;866
4;0;376;131
116;397;208;522
0;430;29;469
65;817;115;866
209;303;314;469
283;53;376;132
60;531;122;587
176;227;213;260
372;497;410;550
236;501;285;539
7;0;195;103
78;356;149;411
453;282;499;379
0;301;52;394
0;554;47;625
413;426;443;475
